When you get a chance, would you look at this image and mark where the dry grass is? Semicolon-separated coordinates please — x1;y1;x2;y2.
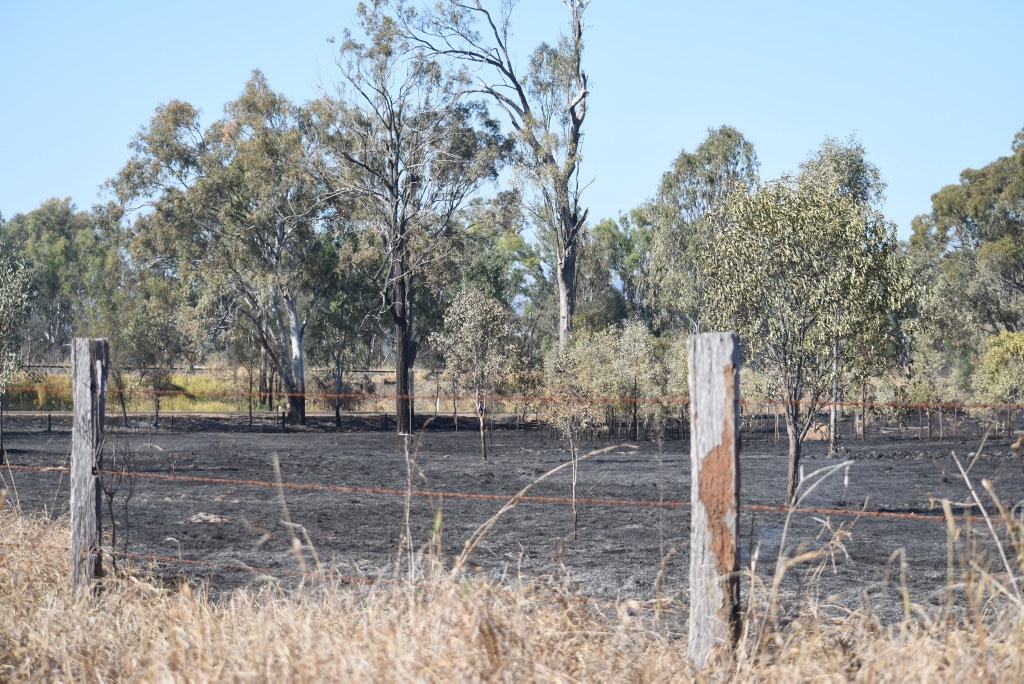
0;502;695;681
4;468;1024;681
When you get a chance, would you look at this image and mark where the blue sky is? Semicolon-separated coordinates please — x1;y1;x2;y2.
2;1;1022;240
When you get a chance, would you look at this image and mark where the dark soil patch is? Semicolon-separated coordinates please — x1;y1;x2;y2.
3;412;1023;623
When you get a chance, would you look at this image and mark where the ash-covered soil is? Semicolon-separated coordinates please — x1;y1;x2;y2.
3;412;1023;623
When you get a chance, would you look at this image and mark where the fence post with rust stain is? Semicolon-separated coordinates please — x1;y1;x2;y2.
71;337;108;598
688;332;741;668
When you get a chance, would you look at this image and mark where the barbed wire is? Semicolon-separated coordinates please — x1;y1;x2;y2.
2;463;984;525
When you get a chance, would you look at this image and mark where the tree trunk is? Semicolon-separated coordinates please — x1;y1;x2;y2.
248;367;254;427
860;382;867;440
476;383;487;461
280;376;304;426
631;376;639;440
774;402;780;445
115;373;129;429
828;322;840;456
0;392;5;458
258;354;269;410
333;360;344;428
152;384;160;430
451;378;459;431
828;356;839;456
556;245;577;351
392;266;415;435
284;297;306;425
784;398;802;506
395;318;413;435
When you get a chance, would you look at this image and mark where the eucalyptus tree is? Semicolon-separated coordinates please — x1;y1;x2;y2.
111;72;338;424
917;127;1024;336
905;214;981;395
977;330;1024;433
798;138;893;453
646;126;759;333
312;7;505;434
391;0;591;351
570;226;628;333
565;320;667;439
701;156;912;505
1;199;110;363
431;287;521;459
69;202;193;426
305;235;383;427
591;209;656;329
0;235;30;455
107;257;194;428
898;130;1024;425
457;191;535;309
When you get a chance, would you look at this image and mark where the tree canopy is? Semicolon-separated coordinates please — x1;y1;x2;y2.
312;4;506;433
701;140;912;503
111;72;339;424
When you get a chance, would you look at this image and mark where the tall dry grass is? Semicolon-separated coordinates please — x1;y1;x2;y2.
0;503;695;681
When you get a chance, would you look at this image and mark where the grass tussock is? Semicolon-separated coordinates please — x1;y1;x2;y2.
1;504;696;681
3;503;1024;682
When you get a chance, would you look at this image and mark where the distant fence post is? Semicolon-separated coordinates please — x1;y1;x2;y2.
688;332;741;668
71;338;108;598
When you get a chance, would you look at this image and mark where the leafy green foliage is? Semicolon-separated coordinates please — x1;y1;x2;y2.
928;128;1024;333
314;4;506;432
571;226;629;334
978;331;1024;403
907;127;1024;400
431;287;522;457
111;72;338;424
0;239;30;390
590;212;655;328
646;126;760;333
393;0;591;349
701;139;912;503
457;193;536;309
1;199;111;363
432;288;521;398
547;321;687;439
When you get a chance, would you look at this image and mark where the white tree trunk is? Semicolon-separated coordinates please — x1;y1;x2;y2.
283;295;306;425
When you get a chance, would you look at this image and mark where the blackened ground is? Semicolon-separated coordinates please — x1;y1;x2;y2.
3;412;1023;623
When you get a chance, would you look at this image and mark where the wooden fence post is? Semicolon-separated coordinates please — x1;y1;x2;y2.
71;338;108;598
688;332;741;668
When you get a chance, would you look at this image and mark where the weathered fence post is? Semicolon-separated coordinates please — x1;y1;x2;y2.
688;332;741;669
71;338;108;598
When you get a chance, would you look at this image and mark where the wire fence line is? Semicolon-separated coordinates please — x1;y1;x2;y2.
12;331;1024;665
3;406;1018;615
0;463;988;528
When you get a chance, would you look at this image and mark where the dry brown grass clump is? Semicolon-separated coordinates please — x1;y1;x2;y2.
0;503;695;681
3;498;1024;681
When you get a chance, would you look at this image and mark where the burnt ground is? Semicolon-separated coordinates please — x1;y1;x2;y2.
3;411;1024;623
